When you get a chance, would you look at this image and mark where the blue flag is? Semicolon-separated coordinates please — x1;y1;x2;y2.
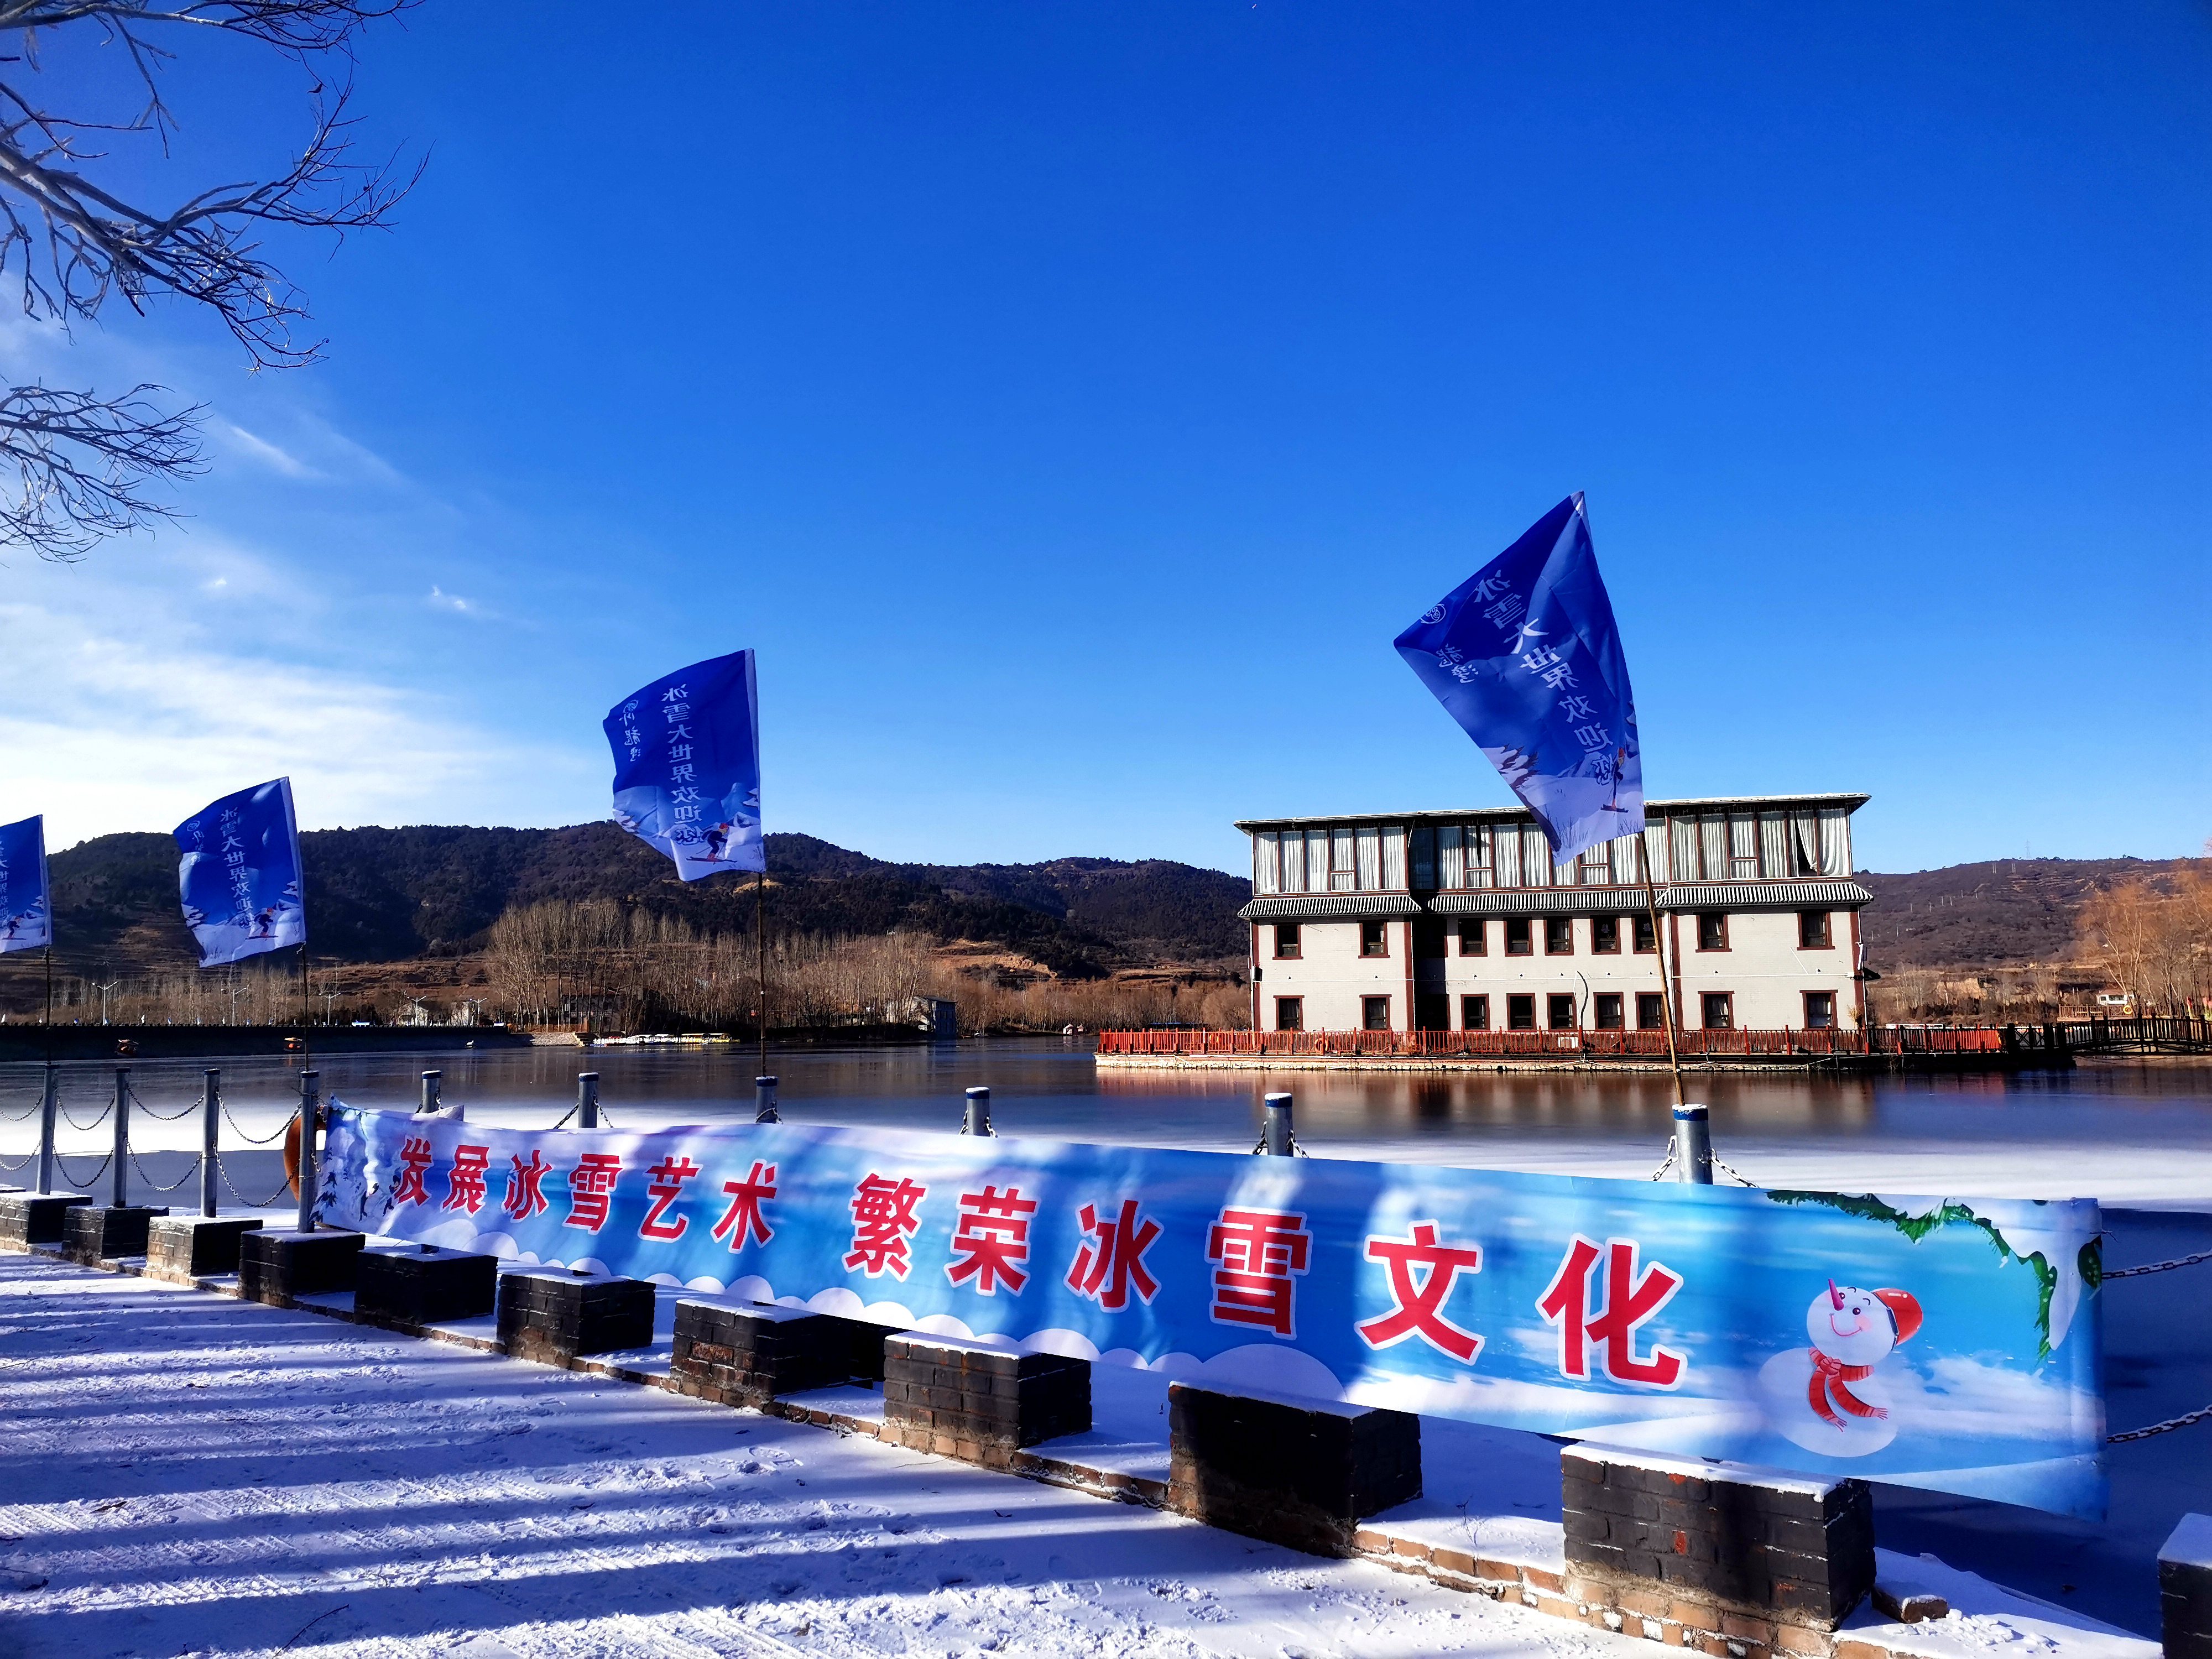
1395;494;1645;863
174;779;307;967
605;649;764;880
0;815;51;953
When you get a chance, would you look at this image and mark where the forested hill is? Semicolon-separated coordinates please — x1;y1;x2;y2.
36;826;1254;979
1857;857;2190;968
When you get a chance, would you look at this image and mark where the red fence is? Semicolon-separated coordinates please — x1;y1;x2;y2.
1094;1025;2018;1060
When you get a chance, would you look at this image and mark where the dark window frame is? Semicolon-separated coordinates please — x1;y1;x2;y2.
1593;992;1625;1030
1460;993;1490;1031
1635;991;1667;1030
1457;917;1486;956
1802;990;1836;1030
1359;919;1390;958
1547;993;1579;1031
1697;912;1730;953
1274;922;1302;960
1701;991;1735;1030
1274;997;1303;1032
1543;916;1574;956
1797;910;1833;950
1361;995;1393;1031
1632;914;1657;954
1506;993;1536;1031
1504;917;1533;956
1591;916;1621;954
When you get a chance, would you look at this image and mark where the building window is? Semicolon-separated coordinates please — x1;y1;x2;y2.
1803;991;1835;1030
1632;915;1656;954
1594;993;1624;1030
1702;992;1734;1030
1461;994;1490;1031
1458;917;1486;956
1274;997;1303;1032
1360;920;1390;957
1547;993;1578;1031
1591;916;1620;953
1504;917;1532;956
1636;992;1667;1030
1275;922;1301;959
1798;910;1832;950
1361;995;1392;1031
1697;912;1729;952
1506;994;1536;1030
1544;917;1574;955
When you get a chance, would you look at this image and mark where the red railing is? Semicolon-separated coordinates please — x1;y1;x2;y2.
1094;1026;2019;1059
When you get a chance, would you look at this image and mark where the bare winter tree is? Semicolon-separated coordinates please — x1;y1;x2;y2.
0;1;416;560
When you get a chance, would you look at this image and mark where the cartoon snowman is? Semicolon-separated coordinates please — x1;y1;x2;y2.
1756;1280;1923;1457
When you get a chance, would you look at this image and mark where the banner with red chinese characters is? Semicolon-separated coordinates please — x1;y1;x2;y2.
317;1107;2105;1518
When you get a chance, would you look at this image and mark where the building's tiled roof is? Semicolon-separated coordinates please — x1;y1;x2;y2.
1232;793;1869;833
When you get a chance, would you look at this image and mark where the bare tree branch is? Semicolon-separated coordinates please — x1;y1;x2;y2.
0;1;415;560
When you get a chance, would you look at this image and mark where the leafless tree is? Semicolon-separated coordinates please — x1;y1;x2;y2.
0;0;416;560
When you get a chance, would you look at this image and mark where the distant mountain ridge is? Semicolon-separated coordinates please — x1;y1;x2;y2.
27;825;1255;979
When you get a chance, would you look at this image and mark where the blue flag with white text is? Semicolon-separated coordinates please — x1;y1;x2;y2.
174;779;306;967
605;649;764;880
1395;494;1645;863
0;815;50;953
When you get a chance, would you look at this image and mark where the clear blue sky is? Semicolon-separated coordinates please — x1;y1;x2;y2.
5;2;2207;874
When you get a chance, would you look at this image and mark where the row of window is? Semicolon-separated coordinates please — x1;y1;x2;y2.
1272;911;1834;961
1274;990;1840;1033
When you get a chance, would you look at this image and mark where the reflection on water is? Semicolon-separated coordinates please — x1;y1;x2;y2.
5;1036;2208;1202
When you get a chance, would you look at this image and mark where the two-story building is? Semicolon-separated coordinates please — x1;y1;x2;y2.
1237;794;1870;1035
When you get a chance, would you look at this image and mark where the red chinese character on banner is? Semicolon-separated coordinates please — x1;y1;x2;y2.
1066;1198;1161;1311
1205;1208;1311;1338
1358;1221;1484;1361
844;1173;927;1280
945;1185;1039;1296
711;1160;779;1251
1536;1234;1686;1387
640;1156;702;1241
392;1136;435;1206
444;1144;492;1214
503;1149;552;1222
566;1152;622;1233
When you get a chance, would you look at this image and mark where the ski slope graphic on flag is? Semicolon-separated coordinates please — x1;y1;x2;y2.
0;815;50;953
1394;494;1644;863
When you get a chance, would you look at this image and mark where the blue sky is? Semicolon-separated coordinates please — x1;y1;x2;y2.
3;3;2206;874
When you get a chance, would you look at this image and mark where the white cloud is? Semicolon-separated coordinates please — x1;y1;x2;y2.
426;584;492;619
218;422;318;479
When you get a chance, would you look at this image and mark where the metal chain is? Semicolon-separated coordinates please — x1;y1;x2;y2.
0;1150;34;1172
0;1098;42;1123
2110;1402;2212;1443
547;1102;578;1130
128;1151;205;1193
223;1105;297;1145
58;1098;112;1133
53;1151;112;1187
2106;1248;2212;1280
215;1153;295;1208
1648;1144;1677;1181
1710;1156;1759;1187
124;1081;203;1123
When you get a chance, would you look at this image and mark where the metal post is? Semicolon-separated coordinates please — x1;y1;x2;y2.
35;1066;56;1197
962;1086;993;1136
420;1070;442;1115
754;1074;779;1124
294;1071;320;1233
111;1067;129;1208
201;1068;220;1218
1671;1103;1714;1185
576;1072;599;1129
1261;1091;1295;1156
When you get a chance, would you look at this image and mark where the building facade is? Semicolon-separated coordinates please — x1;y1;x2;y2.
1238;794;1870;1035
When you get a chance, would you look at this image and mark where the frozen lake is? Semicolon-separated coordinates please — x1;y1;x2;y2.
7;1034;2208;1207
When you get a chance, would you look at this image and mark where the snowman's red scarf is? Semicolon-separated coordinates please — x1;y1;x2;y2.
1807;1349;1887;1428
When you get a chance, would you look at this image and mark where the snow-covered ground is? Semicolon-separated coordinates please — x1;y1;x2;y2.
0;1253;1638;1659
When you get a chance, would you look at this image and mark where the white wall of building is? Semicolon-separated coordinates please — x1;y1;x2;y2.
1259;920;1405;1034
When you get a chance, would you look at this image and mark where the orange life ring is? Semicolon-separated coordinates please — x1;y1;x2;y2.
280;1109;314;1198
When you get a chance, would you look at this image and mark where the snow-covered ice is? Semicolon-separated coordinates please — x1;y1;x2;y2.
0;1253;1635;1659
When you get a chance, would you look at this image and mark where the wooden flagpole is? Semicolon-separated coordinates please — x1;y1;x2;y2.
1636;831;1688;1114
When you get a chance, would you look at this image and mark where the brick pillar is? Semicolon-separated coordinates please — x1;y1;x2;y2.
1167;1383;1420;1556
670;1300;852;1407
1562;1445;1874;1634
2163;1514;2212;1659
495;1268;656;1363
0;1193;92;1249
64;1204;169;1264
881;1334;1090;1469
146;1215;262;1280
354;1244;499;1327
239;1228;366;1305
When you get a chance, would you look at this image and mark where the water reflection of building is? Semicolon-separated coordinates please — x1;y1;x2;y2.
1238;795;1870;1036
